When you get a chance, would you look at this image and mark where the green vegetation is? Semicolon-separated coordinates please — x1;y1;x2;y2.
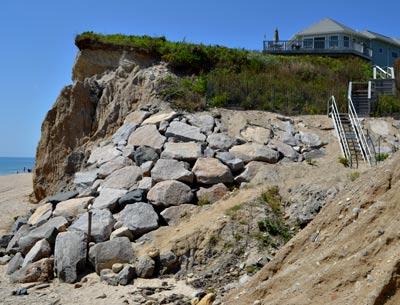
373;95;400;116
306;158;318;166
197;195;211;206
338;156;349;167
376;152;389;162
76;32;372;115
225;204;243;217
257;218;293;242
260;186;282;215
348;171;360;181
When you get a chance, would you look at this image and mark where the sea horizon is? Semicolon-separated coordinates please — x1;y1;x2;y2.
0;156;35;176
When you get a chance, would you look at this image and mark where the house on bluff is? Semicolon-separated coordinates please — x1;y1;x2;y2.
264;18;400;67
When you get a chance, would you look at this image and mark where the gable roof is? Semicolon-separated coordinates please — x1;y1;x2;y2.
360;30;400;47
297;18;359;36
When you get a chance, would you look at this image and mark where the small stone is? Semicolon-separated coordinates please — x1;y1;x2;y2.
100;269;119;286
138;177;154;191
135;255;155;278
140;160;154;177
12;287;28;296
118;265;135;285
207;133;235;150
0;255;11;265
6;252;24;275
112;263;124;273
110;227;134;241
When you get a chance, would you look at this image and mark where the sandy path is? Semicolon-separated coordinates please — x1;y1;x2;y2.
0;174;34;235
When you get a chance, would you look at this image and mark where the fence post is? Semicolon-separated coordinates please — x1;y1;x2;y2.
86;204;92;263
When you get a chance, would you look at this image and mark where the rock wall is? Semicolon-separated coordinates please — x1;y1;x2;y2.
33;44;170;201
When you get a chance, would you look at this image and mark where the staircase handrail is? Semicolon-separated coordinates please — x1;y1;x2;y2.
328;96;353;167
373;65;395;79
348;95;373;165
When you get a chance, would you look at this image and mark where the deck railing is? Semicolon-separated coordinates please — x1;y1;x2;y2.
263;40;373;58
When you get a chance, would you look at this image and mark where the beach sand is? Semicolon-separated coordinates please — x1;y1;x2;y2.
0;173;34;235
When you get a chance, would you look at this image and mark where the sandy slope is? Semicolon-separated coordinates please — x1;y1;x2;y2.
0;174;34;235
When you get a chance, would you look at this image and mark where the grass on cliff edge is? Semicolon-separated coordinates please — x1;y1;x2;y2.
76;32;372;115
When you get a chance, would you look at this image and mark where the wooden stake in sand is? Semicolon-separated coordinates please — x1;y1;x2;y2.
86;203;92;263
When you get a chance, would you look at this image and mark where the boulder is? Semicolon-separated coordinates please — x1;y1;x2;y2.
197;183;229;204
19;216;68;255
135;255;155;278
229;143;280;163
207;133;235;150
87;145;121;166
22;239;52;268
6;252;23;275
118;189;145;206
112;123;137;145
0;234;13;248
282;132;299;146
53;196;93;218
215;151;244;172
142;111;177;125
299;131;323;148
151;159;194;183
102;165;142;190
124;110;150;125
70;208;115;243
10;258;54;283
186;113;215;133
165;121;206;142
6;225;30;254
89;237;134;274
100;268;119;285
161;142;203;161
133;146;159;166
303;148;326;160
54;230;87;283
73;169;99;189
192;158;233;185
138;177;154;191
28;203;52;226
97;156;132;178
147;180;193;207
240;126;271;144
204;147;215;157
110;227;134;241
47;190;78;204
269;140;299;161
92;188;128;210
128;125;166;152
118;202;159;237
140;160;154;176
159;250;179;274
10;216;28;233
117;265;135;285
160;204;200;226
234;161;268;183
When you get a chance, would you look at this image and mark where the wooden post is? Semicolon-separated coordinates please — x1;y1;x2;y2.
86;204;92;263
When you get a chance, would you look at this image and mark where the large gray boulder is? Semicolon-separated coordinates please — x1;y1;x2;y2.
128;125;166;152
117;265;135;285
165;121;206;142
89;237;134;274
147;180;193;207
142;111;177;125
98;156;132;179
53;196;93;218
133;146;159;166
47;190;78;204
240;126;271;144
118;202;159;237
135;255;155;278
6;252;23;275
151;159;193;183
215;151;244;172
73;169;100;189
197;183;229;204
229;143;280;163
118;189;145;206
192;158;233;185
102;165;142;190
124;110;150;125
269;140;299;161
161;142;202;161
207;133;235;150
160;204;200;226
28;203;52;226
299;131;323;148
87;145;121;166
18;216;68;255
6;225;30;254
70;209;115;243
22;239;52;268
112;123;137;145
186;113;215;133
92;188;128;210
54;231;87;283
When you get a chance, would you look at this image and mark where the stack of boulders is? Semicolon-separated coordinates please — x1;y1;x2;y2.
1;106;327;286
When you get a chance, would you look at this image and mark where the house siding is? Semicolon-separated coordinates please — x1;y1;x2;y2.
370;40;400;66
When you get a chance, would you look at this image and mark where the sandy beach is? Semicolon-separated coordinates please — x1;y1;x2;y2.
0;173;34;235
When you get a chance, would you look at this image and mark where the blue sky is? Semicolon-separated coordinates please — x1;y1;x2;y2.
0;0;399;157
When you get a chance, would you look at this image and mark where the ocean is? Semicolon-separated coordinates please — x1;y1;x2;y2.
0;157;35;176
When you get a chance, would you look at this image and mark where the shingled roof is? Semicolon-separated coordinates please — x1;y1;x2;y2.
297;18;359;36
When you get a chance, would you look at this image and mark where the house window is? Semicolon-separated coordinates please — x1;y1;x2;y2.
329;36;339;48
303;38;313;49
314;37;326;49
343;36;350;48
392;52;398;58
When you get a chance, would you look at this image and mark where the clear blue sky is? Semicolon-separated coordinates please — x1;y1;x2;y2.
0;0;399;157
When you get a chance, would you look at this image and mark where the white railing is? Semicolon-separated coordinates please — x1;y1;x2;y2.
347;86;373;166
373;65;395;79
328;96;352;166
